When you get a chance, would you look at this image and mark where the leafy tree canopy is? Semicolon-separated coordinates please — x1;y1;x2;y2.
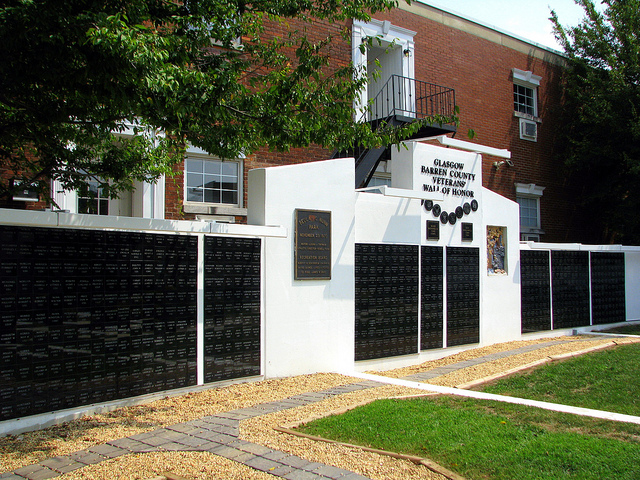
1;0;449;202
551;0;640;244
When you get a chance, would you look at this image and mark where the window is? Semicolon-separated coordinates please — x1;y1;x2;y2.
515;183;545;241
513;83;536;116
368;176;391;188
368;159;391;190
517;196;539;228
512;68;541;119
77;179;109;215
185;157;239;205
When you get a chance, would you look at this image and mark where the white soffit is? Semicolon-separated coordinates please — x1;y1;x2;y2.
435;135;512;159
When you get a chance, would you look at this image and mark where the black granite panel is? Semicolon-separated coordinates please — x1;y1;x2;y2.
421;246;444;350
520;250;552;333
203;236;261;383
591;252;626;325
355;244;419;361
446;247;479;347
551;250;590;329
0;225;197;421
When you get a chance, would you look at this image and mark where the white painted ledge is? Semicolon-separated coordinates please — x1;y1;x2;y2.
0;208;287;237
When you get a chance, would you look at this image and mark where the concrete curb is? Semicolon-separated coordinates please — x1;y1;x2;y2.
273;426;465;480
455;339;640;390
455;341;616;389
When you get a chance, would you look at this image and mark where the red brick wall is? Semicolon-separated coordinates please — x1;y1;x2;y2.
165;7;589;242
165;18;347;221
0;150;50;212
370;7;588;242
165;161;186;220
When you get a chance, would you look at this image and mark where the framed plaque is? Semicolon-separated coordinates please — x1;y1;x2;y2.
294;209;331;280
427;220;440;240
462;223;473;241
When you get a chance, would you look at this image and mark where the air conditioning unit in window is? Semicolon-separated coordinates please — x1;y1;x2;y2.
519;118;538;141
521;233;540;242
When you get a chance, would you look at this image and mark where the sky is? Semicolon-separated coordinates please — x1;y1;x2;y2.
419;0;604;50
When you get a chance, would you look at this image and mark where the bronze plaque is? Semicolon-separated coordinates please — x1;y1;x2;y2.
294;209;331;280
462;222;473;241
427;220;440;240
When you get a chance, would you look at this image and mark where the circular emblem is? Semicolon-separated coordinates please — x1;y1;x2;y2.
424;200;433;212
448;212;457;225
440;211;448;224
471;199;479;212
433;204;442;217
455;206;464;218
463;202;471;215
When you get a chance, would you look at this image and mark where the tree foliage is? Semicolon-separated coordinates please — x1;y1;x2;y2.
1;0;450;202
551;0;640;244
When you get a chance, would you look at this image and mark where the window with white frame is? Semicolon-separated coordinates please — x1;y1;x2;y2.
512;68;541;118
517;196;539;228
185;156;240;205
368;176;391;188
515;183;545;241
77;178;109;215
513;83;536;116
368;159;391;188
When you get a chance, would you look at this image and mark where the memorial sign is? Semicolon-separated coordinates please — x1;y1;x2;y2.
462;222;473;241
427;220;440;240
294;209;331;280
393;143;482;239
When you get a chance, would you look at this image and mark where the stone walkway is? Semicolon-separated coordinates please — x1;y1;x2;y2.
0;337;626;480
401;339;572;383
0;382;386;480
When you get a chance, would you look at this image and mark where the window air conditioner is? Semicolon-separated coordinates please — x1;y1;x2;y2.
519;118;538;142
521;233;540;242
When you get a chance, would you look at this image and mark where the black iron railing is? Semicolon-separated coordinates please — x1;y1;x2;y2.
333;75;456;188
367;75;456;123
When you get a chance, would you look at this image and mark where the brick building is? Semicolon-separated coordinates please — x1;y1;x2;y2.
4;2;589;243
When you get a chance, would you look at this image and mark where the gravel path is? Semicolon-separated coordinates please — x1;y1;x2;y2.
1;335;636;480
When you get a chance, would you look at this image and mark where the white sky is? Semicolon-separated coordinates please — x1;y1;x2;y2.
419;0;604;50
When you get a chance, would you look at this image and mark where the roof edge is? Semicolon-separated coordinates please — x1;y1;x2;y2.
400;1;567;64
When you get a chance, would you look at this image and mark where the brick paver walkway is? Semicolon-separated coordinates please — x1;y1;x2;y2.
0;382;385;480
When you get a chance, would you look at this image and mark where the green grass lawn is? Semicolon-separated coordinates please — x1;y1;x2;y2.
298;343;640;480
479;342;640;416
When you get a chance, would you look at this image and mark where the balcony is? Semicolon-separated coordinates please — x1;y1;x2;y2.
335;75;457;189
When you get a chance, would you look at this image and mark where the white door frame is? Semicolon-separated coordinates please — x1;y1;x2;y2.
352;19;416;119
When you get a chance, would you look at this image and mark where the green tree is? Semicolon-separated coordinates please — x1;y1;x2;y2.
1;0;448;203
551;0;640;244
